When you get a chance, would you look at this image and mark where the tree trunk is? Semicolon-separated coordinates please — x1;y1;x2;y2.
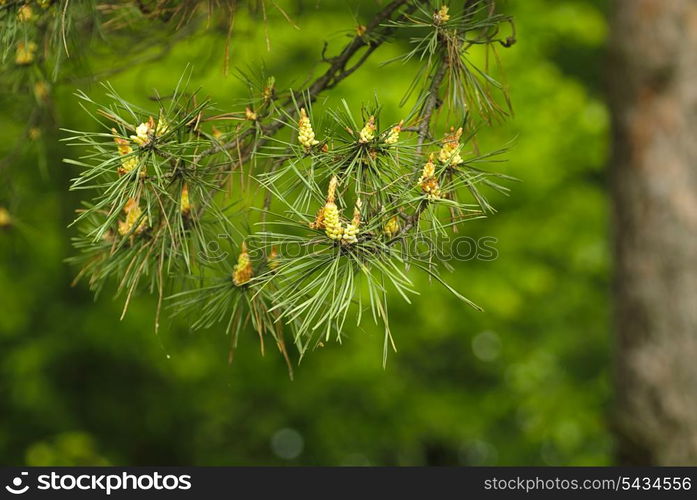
610;0;697;465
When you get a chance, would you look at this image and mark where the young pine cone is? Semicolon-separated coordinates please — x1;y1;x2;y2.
298;108;319;151
232;242;253;287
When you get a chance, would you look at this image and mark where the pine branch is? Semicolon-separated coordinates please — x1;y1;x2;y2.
59;0;516;365
194;0;417;163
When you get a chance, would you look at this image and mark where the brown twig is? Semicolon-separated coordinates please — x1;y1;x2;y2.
416;60;448;154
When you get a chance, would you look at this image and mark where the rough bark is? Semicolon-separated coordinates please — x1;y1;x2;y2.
610;0;697;465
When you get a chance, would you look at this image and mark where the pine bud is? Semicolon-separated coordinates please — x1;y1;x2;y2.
180;183;191;216
384;120;403;145
118;198;148;236
356;25;367;37
112;129;142;176
155;114;170;137
358;116;376;144
262;77;275;102
323;176;343;241
131;117;156;146
342;223;358;244
434;5;450;24
232;242;253;286
17;5;34;22
326;174;338;203
383;215;400;238
268;246;280;271
418;153;441;200
0;207;12;228
438;126;464;166
309;206;326;230
323;202;343;241
15;41;37;65
245;107;257;121
118;157;138;175
34;81;49;102
351;198;362;227
298;108;319;151
342;199;362;245
112;130;132;156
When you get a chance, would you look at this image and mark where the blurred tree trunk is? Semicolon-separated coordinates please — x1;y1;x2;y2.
610;0;697;465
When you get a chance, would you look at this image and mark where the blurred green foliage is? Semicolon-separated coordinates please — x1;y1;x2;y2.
0;0;611;465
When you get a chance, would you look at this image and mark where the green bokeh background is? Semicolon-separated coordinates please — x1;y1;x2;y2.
0;0;611;465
